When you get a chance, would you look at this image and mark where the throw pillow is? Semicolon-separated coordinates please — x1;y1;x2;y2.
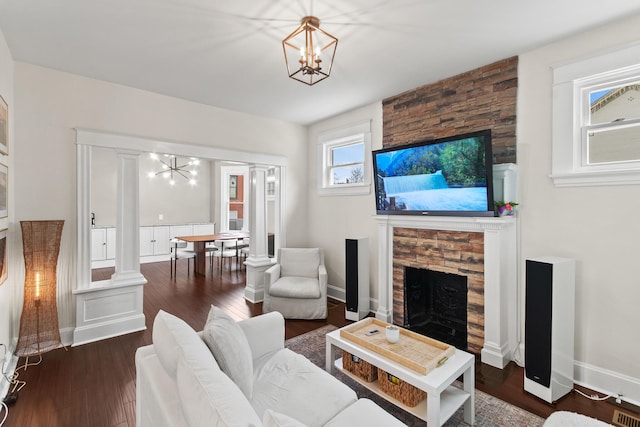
202;305;253;399
263;409;308;427
177;353;262;427
152;309;216;378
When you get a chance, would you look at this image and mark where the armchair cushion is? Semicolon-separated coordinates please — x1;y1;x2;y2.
280;248;321;278
269;276;321;299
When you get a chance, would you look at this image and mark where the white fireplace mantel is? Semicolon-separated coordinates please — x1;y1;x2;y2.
374;214;518;369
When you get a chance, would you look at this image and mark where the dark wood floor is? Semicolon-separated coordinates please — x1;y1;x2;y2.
1;259;632;426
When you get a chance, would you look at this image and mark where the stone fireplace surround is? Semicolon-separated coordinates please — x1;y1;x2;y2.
374;214;517;369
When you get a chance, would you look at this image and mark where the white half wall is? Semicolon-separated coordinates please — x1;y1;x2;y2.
518;14;640;404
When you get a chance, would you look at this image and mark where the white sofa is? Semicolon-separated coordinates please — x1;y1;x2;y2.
136;307;406;427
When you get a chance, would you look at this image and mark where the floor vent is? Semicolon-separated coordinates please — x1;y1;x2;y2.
613;409;640;427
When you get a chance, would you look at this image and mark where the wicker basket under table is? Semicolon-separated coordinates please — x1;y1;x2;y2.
377;367;427;407
342;350;377;382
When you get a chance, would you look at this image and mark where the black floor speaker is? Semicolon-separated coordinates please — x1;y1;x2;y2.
524;256;575;403
345;237;369;321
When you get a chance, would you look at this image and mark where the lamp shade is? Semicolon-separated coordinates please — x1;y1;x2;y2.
15;220;64;357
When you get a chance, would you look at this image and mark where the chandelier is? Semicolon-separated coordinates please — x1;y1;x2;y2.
282;16;338;86
148;154;199;186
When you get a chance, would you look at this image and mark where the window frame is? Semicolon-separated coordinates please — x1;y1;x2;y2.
551;43;640;187
317;120;372;196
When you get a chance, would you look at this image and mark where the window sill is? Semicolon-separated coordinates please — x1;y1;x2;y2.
550;169;640;187
318;184;371;196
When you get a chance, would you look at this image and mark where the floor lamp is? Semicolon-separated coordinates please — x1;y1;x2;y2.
14;220;65;361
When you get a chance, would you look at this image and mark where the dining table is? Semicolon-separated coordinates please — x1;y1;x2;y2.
176;231;249;276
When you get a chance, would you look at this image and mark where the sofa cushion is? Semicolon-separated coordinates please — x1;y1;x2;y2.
263;409;308;427
203;305;254;399
176;352;262;427
251;348;357;427
324;399;407;426
268;276;321;299
152;309;217;378
280;248;320;278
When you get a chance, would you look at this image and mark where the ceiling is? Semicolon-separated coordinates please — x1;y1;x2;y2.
1;0;639;125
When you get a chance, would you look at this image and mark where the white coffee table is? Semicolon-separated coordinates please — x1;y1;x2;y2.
326;326;475;426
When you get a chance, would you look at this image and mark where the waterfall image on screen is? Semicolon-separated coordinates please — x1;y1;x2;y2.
373;130;494;216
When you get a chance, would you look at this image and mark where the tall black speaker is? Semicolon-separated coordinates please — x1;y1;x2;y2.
524;257;575;403
345;237;369;321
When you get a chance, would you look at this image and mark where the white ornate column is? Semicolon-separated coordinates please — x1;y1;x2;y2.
479;222;517;368
245;164;273;302
111;150;146;285
375;216;393;322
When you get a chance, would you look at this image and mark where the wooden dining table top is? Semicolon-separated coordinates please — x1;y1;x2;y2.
175;231;249;243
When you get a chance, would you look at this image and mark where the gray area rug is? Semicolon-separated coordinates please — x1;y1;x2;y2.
285;325;545;427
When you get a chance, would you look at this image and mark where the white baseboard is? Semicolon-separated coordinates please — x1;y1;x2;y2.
327;284;345;302
326;286;381;319
72;314;146;347
574;360;640;407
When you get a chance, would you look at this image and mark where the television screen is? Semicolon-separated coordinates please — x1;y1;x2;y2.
373;130;495;217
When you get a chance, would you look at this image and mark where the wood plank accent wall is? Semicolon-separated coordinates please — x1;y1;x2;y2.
382;56;518;164
393;228;485;354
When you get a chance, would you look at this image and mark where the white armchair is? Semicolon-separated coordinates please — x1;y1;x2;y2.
263;248;328;319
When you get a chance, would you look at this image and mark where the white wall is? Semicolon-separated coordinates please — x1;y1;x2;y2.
0;26;14;370
13;63;308;333
91;147;213;226
307;102;383;301
518;15;640;402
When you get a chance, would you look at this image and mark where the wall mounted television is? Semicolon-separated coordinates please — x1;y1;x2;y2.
373;129;495;217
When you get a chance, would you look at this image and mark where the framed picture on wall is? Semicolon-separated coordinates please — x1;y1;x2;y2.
0;163;7;219
0;229;6;286
0;94;7;155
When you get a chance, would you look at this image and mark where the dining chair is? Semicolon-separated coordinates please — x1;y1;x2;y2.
238;238;250;267
213;239;238;272
205;242;218;270
170;238;196;278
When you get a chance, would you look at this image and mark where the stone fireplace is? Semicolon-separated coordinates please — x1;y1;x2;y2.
404;266;469;351
374;214;518;369
394;228;484;354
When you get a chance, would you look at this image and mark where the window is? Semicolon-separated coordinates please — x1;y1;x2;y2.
317;120;371;196
552;43;640;186
584;82;640;166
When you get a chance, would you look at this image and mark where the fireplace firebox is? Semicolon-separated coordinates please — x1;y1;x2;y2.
404;266;468;350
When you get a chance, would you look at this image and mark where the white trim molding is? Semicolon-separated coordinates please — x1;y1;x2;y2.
574;360;640;407
374;214;518;369
551;42;640;187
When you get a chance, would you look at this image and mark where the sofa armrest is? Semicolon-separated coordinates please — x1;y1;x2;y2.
318;264;328;289
264;263;281;295
237;311;285;361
